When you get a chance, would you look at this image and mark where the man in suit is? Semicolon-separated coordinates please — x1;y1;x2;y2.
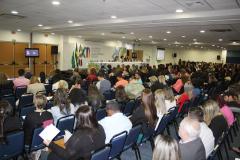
178;117;206;160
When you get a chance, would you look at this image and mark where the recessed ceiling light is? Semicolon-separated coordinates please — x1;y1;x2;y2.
149;35;153;38
51;32;55;35
111;15;117;19
101;33;105;36
176;9;183;13
11;10;19;14
130;32;134;35
193;38;197;41
163;39;167;41
17;29;21;32
38;24;43;27
218;38;223;42
166;31;171;34
212;44;215;47
181;35;186;38
68;20;73;24
122;36;126;39
52;1;60;5
139;38;142;41
200;30;205;33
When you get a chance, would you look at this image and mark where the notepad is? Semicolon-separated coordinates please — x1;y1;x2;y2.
39;124;60;141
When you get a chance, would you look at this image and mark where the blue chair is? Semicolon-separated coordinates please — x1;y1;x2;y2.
96;108;107;121
167;107;178;135
19;104;35;118
0;131;24;160
91;145;111;160
18;93;34;109
0;88;13;97
103;90;115;100
56;115;75;133
178;101;190;118
1;95;16;110
121;125;142;160
109;131;127;159
155;113;171;136
44;84;53;96
123;100;135;116
45;100;54;110
15;86;27;99
26;127;45;153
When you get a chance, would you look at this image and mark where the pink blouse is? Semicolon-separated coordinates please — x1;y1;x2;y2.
220;105;234;126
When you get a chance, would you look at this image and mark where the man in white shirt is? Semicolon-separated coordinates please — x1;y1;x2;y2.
99;100;132;143
188;107;215;158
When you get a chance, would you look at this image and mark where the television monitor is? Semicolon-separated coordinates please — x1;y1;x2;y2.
157;48;165;60
25;48;39;57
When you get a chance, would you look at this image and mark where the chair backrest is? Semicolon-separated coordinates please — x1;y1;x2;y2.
19;104;35;118
123;100;135;116
207;144;220;160
56;115;75;133
15;86;27;99
44;84;53;96
30;127;45;152
18;93;34;108
167;107;178;122
155;113;171;136
0;131;24;160
109;131;127;159
96;108;107;121
91;145;111;160
0;88;13;97
103;90;115;100
1;95;16;109
124;124;142;150
178;101;190;117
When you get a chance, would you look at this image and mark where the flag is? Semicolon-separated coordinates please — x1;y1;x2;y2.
75;43;79;67
71;43;78;68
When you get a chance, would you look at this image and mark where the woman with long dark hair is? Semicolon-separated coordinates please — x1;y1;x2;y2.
45;105;106;160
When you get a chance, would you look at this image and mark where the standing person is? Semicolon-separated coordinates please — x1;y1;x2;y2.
13;69;30;88
152;135;181;160
44;105;106;160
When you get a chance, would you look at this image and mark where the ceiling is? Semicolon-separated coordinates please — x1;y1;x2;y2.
0;0;240;49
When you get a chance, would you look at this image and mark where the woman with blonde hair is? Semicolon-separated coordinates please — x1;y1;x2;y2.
163;87;176;111
152;135;181;160
27;76;45;95
154;89;167;118
202;100;228;144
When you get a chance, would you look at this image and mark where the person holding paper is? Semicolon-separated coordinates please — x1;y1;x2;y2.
23;94;53;145
44;105;105;160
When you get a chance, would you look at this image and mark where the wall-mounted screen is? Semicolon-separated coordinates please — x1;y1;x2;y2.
25;48;39;57
157;48;165;60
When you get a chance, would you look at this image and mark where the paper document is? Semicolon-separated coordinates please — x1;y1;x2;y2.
64;130;72;143
39;124;60;141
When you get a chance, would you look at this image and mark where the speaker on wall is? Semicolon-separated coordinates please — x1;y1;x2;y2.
51;46;58;54
217;55;221;60
173;53;177;58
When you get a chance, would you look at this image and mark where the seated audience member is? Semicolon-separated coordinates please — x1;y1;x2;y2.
96;71;111;94
152;135;181;160
172;78;183;94
23;94;53;145
50;88;75;125
27;76;46;96
224;91;240;112
69;78;87;107
52;80;69;91
163;87;176;111
178;117;206;160
13;69;30;88
0;100;22;144
131;89;158;134
188;107;215;158
176;84;193;112
99;100;132;143
88;84;105;107
115;86;129;103
202;100;228;144
114;72;128;88
24;68;33;80
135;73;143;84
217;95;234;126
39;72;46;83
154;89;167;121
88;96;102;111
0;72;14;96
45;105;106;160
191;78;201;98
125;77;145;100
86;67;98;85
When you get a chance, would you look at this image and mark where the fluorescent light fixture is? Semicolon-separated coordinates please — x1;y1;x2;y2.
68;20;73;23
51;33;55;35
139;38;142;41
218;38;223;42
163;38;167;41
176;9;183;13
52;1;60;5
166;31;171;34
130;32;134;35
38;24;43;27
149;35;152;38
181;35;186;38
122;36;126;39
200;30;205;33
11;10;19;14
17;29;21;32
212;44;215;46
111;15;117;19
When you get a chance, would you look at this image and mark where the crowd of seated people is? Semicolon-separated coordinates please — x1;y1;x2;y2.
0;61;239;160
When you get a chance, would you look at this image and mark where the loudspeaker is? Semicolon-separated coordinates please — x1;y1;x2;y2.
51;46;58;54
173;53;177;58
217;55;221;60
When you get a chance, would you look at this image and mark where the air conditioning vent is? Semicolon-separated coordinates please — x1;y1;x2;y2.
111;32;126;35
209;29;232;32
0;13;26;19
